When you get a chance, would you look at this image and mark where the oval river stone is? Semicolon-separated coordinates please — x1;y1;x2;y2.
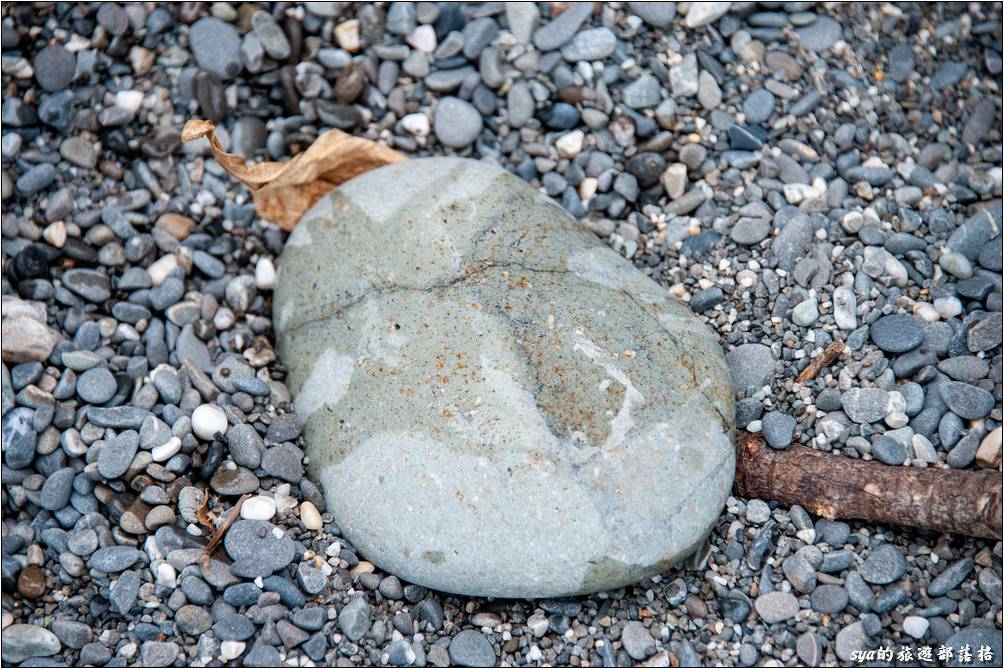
274;157;735;598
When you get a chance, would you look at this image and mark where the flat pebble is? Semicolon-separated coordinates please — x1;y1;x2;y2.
858;545;907;585
754;591;800;624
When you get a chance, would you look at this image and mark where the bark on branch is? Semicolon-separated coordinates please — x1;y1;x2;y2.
733;432;1002;540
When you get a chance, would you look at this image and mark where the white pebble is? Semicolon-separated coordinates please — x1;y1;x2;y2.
147;254;178;286
783;183;817;204
115;90;144;113
151;437;181;462
884;411;909;429
841;211;863;233
192;404;228;441
833;285;857;330
300;501;323;530
405;24;437;52
276;494;298;514
241;495;277;521
333;19;360;52
902;615;929;639
156;562;176;588
143;536;164;561
911;435;938;463
914;302;941;323
220;641;246;661
796;529;817;544
884;255;909;287
43;221;67;247
213;306;236;330
736;269;757;287
401;112;430;136
933;296;962;319
885;391;906;415
527;614;549;637
254;257;276;290
555;130;584;159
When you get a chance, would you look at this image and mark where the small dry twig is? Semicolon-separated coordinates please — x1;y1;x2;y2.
795;340;848;383
199;493;251;569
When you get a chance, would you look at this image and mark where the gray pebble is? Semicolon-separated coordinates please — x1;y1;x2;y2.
140;641;179;667
858;545;907;585
338;597;372;642
725;343;774;392
76;367;117;404
620;621;655;661
743;89;776;124
871;436;906;465
189;17;243;79
38;466;74;511
754;591;799;624
224;519;296;574
841;388;889;424
109;569;141;613
940;381;995;420
261;443;305;482
761;411;796;449
33;45;76;92
533;2;593;51
809;584;848;613
434;97;482;148
870;314;924;353
928;558;974;597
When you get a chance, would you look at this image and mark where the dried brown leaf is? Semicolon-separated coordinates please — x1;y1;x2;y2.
194;493;217;533
182;119;405;230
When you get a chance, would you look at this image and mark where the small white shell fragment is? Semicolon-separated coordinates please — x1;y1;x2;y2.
241;495;277;521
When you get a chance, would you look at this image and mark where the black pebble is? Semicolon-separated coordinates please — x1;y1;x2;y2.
199;440;225;480
12;244;50;280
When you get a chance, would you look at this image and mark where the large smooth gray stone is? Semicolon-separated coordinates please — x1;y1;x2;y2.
274;157;735;598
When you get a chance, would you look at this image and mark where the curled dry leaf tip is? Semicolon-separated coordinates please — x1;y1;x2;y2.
181;119;405;230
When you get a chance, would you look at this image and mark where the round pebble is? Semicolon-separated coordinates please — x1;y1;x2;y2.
76;367;117;404
434;97;483;148
192;404;228;441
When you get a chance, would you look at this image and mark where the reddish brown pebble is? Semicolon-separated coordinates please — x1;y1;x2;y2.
17;565;46;599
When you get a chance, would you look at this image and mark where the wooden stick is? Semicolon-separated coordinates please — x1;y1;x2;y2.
200;494;250;569
733;432;1002;540
795;341;847;383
